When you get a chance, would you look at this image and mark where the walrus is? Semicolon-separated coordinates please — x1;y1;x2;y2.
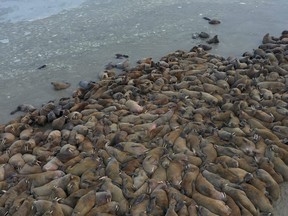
177;201;189;216
200;140;217;164
164;197;178;216
198;44;213;51
10;104;36;115
56;144;80;163
167;158;185;189
105;157;122;186
181;164;199;197
66;175;81;196
207;35;219;44
270;145;288;165
202;169;241;190
86;201;119;215
197;206;219;216
66;156;100;176
19;127;34;140
226;195;241;216
78;137;94;154
0;163;16;182
121;158;142;177
132;168;148;190
48;200;65;216
195;172;226;201
257;157;284;183
172;133;191;154
165;185;194;206
257;81;285;93
148;181;168;209
214;145;246;158
221;184;258;216
51;81;71;90
240;182;273;213
147;195;165;215
209;19;221;25
254;137;268;160
124;179;149;199
233;156;258;173
238;203;254;216
52;116;67;130
72;190;97;216
32;174;71;197
18;162;42;174
245;175;267;194
0;132;16;150
162;128;182;148
120;172;135;196
12;196;34;216
200;91;219;104
33;200;73;216
20;170;65;188
116;142;149;156
67;131;85;146
32;200;53;215
60;188;90;207
253;109;275;123
5;123;29;137
192;182;232;216
267;150;288;181
171;152;202;167
100;177;129;215
105;143;135;163
39;186;67;201
214;155;239;168
5;139;25;156
199;31;210;39
43;157;64;171
46;130;62;146
254;168;280;201
8;153;25;169
34;115;47;126
62;152;87;170
67;111;83;125
142;147;166;175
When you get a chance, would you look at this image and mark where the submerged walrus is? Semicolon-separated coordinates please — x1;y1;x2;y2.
51;81;71;90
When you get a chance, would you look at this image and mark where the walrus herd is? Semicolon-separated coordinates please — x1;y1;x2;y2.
1;31;288;216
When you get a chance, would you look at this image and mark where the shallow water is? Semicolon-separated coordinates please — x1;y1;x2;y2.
0;0;87;22
0;0;288;214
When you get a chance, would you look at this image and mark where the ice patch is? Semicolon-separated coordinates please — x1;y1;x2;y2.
0;39;9;44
